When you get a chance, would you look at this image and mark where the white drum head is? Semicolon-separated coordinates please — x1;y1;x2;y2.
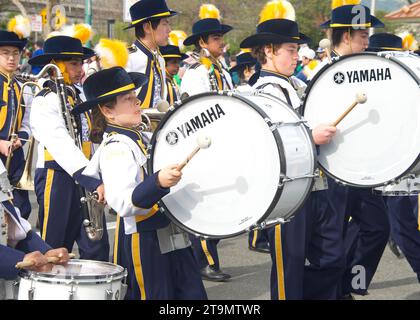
149;93;283;238
303;52;420;187
19;260;126;283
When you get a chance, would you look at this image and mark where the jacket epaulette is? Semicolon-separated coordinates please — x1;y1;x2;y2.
128;44;138;54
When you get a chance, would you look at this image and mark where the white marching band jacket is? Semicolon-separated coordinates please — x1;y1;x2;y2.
30;89;90;176
83;133;151;235
252;71;306;110
252;71;328;192
126;40;167;109
181;60;234;96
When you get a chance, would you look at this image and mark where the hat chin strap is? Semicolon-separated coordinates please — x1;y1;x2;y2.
53;59;72;85
199;38;221;70
348;28;354;55
148;21;161;56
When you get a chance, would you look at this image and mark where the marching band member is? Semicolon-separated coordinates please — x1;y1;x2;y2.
236;57;269;256
28;35;109;260
159;44;188;105
240;0;344;300
76;66;207;300
0;159;69;283
362;33;420;282
180;4;233;282
318;0;390;299
0;16;33;219
125;0;176;109
295;47;317;84
180;4;234;98
229;51;257;93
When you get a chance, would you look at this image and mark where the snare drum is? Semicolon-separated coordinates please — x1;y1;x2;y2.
303;52;420;187
374;175;420;196
148;91;316;238
18;260;127;300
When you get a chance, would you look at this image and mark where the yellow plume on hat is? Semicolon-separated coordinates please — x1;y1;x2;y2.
94;38;129;69
399;32;418;51
169;30;187;49
7;15;31;39
331;0;361;10
307;59;319;71
240;48;252;54
62;24;93;44
259;1;296;24
199;4;221;20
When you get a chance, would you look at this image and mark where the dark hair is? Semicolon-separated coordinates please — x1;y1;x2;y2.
251;44;283;65
193;34;211;52
35;40;44;48
237;65;255;83
134;18;161;39
165;57;181;65
332;27;356;47
90;98;117;144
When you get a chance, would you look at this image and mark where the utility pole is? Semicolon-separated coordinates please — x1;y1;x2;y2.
370;0;376;36
85;0;92;47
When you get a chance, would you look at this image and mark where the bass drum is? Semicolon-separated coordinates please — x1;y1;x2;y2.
303;52;420;187
148;91;316;239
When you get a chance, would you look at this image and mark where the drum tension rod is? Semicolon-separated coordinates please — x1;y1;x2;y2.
266;119;308;131
279;173;319;187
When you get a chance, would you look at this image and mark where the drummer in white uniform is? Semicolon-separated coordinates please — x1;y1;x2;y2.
239;0;343;300
180;4;233;282
316;1;390;299
229;51;257;93
0;157;69;296
75;67;207;300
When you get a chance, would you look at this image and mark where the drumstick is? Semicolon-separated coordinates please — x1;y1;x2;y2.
319;39;332;63
156;100;170;113
15;253;76;269
176;135;212;171
332;92;368;127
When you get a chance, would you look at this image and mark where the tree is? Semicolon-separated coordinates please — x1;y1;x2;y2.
11;0;27;17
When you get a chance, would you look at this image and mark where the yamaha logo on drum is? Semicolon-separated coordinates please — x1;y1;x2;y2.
334;72;346;85
334;68;392;85
166;104;226;143
166;131;179;145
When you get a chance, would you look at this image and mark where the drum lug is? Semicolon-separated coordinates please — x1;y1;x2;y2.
28;277;35;300
105;276;114;300
68;282;75;300
28;287;35;300
12;280;19;300
105;289;113;300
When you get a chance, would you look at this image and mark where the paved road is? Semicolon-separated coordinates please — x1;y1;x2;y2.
27;194;420;300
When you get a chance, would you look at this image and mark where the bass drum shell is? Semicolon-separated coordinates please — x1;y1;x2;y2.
148;92;315;238
303;52;420;187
